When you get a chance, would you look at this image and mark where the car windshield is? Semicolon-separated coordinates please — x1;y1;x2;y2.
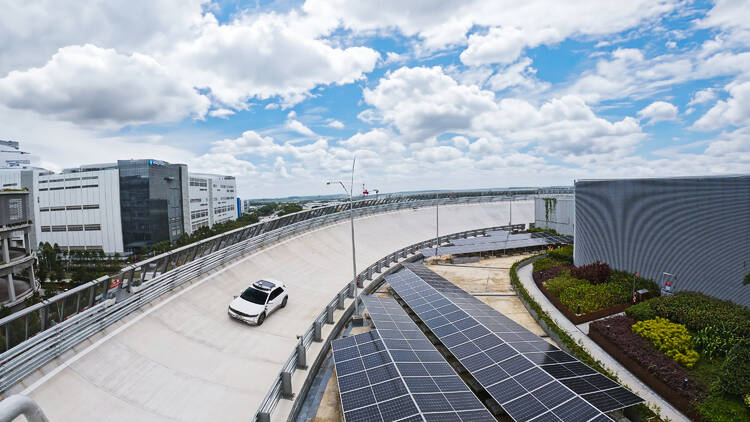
240;287;268;305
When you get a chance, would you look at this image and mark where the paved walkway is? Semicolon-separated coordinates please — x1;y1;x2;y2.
516;263;689;422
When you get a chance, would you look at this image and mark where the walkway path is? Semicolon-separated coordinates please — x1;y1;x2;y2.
516;263;689;422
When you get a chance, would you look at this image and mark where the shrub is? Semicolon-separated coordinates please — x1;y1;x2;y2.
533;257;567;273
626;292;750;341
546;274;632;314
626;301;658;321
632;317;700;368
693;324;745;358
548;245;573;264
697;392;750;422
609;270;659;295
721;338;750;396
744;273;750;286
532;265;572;285
591;316;705;402
570;261;611;285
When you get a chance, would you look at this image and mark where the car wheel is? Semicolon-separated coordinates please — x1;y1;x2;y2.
257;312;266;326
281;296;288;308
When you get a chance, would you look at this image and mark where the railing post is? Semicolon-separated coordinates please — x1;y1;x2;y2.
347;282;355;298
326;304;334;324
336;292;345;310
296;336;307;369
257;412;271;422
313;321;322;342
281;371;293;399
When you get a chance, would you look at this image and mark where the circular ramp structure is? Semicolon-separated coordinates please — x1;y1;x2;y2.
14;200;533;422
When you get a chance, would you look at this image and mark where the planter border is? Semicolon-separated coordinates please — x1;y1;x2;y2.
588;323;703;421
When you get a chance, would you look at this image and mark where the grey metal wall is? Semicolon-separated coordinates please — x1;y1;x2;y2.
534;194;575;235
574;175;750;308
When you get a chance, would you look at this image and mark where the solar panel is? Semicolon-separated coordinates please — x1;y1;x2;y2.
385;263;643;421
362;295;496;422
421;232;572;257
332;330;423;422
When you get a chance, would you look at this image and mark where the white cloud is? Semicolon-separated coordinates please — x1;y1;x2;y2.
461;26;562;66
167;14;380;108
0;44;209;127
451;136;470;148
487;57;548;92
637;101;679;123
0;0;210;75
326;119;345;129
414;146;463;163
363;66;645;158
286;119;316;136
688;88;717;105
693;81;750;131
208;108;235;119
304;0;677;53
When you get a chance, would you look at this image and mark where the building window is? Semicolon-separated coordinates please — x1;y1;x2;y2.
41;226;51;232
40;207;50;212
81;176;98;180
84;224;101;231
82;204;100;209
67;225;83;231
66;205;83;210
50;207;65;211
51;225;66;232
81;184;98;188
49;187;64;191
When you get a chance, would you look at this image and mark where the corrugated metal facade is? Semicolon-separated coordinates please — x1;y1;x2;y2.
574;175;750;308
534;194;575;235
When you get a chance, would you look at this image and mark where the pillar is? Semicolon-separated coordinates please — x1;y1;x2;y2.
3;238;15;302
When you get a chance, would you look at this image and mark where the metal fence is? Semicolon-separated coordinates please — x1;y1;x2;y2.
252;223;526;422
0;192;528;393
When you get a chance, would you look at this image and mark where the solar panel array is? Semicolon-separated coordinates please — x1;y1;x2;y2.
331;295;498;422
361;295;495;421
421;232;572;257
385;263;643;421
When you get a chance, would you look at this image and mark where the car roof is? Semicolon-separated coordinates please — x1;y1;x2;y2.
252;279;283;291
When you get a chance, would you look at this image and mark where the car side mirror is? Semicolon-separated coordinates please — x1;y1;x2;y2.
233;295;238;299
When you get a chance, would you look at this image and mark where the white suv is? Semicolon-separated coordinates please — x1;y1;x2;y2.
228;279;288;325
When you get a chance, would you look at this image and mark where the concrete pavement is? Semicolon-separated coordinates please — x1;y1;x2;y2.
11;201;533;422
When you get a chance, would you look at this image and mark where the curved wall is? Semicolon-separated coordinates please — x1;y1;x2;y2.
574;176;750;307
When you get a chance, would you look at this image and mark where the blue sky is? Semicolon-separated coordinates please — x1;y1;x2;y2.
0;0;748;198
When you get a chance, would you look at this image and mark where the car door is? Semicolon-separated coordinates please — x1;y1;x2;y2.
267;288;282;313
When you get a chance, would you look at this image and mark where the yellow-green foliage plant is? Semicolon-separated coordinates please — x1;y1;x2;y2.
632;317;700;368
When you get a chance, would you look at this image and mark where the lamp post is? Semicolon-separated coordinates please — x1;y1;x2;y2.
327;157;358;314
435;192;439;257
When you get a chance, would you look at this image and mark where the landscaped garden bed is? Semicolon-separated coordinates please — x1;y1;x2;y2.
531;246;659;324
590;292;750;422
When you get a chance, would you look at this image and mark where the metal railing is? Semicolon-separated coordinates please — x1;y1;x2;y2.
252;223;526;422
0;192;529;393
0;395;49;422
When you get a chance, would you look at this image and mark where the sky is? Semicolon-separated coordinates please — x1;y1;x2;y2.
0;0;749;198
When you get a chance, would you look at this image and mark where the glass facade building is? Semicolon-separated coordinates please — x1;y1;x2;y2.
118;160;189;252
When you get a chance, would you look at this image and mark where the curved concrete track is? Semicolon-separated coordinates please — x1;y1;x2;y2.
16;201;533;422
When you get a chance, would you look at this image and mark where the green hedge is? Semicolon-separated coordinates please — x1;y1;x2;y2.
626;292;750;357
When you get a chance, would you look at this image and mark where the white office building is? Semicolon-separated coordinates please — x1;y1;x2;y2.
0;140;37;169
37;164;124;253
188;173;237;232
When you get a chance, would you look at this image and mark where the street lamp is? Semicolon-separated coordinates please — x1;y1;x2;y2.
327;156;358;314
